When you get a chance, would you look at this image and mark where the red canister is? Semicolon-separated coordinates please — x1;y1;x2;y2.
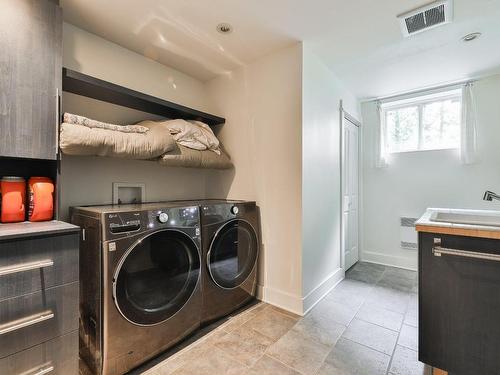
28;177;54;222
0;177;26;223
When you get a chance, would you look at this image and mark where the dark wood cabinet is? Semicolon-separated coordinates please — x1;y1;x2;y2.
0;223;80;374
0;0;62;160
419;232;500;375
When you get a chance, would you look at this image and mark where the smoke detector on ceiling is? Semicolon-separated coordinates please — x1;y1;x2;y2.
216;23;233;34
398;0;453;37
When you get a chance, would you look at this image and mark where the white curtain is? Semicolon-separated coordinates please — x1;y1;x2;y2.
460;83;478;165
375;101;388;168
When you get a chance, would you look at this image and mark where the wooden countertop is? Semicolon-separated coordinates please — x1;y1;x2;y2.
0;220;80;241
416;209;500;240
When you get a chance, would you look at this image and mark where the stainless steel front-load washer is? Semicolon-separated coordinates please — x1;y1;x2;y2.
71;203;202;375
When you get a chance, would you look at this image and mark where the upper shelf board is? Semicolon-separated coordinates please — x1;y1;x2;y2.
62;68;225;127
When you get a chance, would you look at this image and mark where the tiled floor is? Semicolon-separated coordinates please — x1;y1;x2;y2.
138;262;430;375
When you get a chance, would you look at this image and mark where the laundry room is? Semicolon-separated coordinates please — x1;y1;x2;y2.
2;1;500;375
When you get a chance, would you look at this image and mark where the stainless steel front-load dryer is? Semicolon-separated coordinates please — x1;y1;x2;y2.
71;203;202;375
197;200;260;324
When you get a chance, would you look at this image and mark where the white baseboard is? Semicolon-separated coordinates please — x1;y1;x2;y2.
256;268;345;316
361;250;417;271
256;284;304;316
302;268;345;315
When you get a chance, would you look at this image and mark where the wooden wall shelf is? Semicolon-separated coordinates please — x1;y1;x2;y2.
62;68;225;127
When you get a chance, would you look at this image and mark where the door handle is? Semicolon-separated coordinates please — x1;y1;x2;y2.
55;88;60;158
433;238;500;262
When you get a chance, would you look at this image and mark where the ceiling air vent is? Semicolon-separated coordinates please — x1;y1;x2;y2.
398;0;453;37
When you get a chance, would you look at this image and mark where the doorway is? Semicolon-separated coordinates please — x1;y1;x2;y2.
340;102;361;271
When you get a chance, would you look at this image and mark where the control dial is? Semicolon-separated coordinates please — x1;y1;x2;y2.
231;206;239;215
157;212;169;223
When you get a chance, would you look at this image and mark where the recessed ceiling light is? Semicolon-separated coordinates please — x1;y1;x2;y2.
216;23;233;34
462;32;482;42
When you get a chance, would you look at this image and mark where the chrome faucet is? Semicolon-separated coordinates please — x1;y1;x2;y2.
483;191;500;201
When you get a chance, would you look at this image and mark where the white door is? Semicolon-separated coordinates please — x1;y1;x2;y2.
342;116;360;270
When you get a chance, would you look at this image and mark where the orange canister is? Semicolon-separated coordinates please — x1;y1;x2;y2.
28;177;54;222
0;177;26;223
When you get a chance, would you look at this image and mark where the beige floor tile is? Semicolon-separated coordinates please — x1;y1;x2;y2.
292;309;346;346
150;339;214;374
171;346;249;375
247;302;269;314
267;305;301;319
247;355;301;375
244;307;297;341
221;310;258;333
266;329;331;374
215;325;274;366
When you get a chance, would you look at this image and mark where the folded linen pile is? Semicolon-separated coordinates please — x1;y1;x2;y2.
60;115;176;159
63;113;150;133
165;119;221;154
59;114;233;169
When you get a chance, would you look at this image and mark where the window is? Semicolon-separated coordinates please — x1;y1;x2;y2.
381;89;462;153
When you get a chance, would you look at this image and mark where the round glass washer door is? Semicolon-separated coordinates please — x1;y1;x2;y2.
208;219;258;289
113;229;200;326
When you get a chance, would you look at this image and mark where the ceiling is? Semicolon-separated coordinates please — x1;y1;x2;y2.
62;0;500;99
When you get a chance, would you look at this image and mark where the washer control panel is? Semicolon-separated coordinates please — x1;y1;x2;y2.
104;205;200;240
107;212;141;234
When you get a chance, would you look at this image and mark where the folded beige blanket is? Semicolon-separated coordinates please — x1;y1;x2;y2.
158;143;233;169
64;113;150;134
60;120;176;159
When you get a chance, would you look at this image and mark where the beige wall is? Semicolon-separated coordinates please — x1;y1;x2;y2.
301;47;360;312
61;24;358;315
60;23;217;219
205;44;304;314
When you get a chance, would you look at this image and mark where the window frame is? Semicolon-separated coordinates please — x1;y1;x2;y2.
381;90;462;154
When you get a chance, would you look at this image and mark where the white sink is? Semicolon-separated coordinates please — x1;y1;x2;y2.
430;211;500;227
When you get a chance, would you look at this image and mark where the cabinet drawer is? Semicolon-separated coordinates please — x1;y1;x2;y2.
0;330;78;375
0;282;78;358
0;233;79;301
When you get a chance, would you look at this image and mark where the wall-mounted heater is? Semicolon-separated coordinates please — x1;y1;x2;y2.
398;0;453;37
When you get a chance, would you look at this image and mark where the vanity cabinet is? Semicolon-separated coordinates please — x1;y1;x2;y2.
0;222;80;375
418;232;500;375
0;0;62;160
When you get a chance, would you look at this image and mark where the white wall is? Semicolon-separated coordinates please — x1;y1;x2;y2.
205;44;304;314
60;23;216;219
361;74;500;270
301;47;360;312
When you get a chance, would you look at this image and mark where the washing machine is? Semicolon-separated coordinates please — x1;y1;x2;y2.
197;200;260;324
71;203;202;375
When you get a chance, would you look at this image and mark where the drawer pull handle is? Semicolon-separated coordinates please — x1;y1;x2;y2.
0;311;54;335
0;259;54;276
29;364;55;375
433;239;500;262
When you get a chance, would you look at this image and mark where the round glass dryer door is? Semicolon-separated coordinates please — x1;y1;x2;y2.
208;219;258;289
113;229;200;326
